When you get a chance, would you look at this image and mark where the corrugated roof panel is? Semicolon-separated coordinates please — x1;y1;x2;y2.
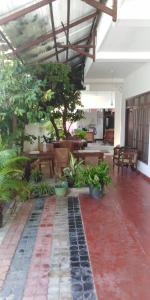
1;5;52;48
0;0;36;16
70;0;95;20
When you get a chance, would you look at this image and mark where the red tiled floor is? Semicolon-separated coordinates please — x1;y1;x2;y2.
0;202;32;290
23;197;56;299
80;168;150;300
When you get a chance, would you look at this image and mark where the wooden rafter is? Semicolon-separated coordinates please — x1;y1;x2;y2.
67;44;94;49
49;2;59;61
66;0;70;61
0;0;56;26
81;0;117;22
0;30;23;63
13;12;97;54
37;48;65;63
34;35;90;63
57;43;94;59
64;54;81;63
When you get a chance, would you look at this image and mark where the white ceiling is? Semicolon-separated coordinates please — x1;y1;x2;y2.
85;61;146;80
85;0;150;81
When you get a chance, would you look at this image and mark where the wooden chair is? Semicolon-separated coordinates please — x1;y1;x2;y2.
113;146;122;169
38;144;54;177
82;152;104;166
54;148;70;176
113;147;138;174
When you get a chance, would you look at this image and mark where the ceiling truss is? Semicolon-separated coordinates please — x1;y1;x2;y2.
0;0;117;67
81;0;117;22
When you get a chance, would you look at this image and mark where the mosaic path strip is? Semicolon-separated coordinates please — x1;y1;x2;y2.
0;202;32;291
23;197;56;300
48;197;72;300
68;196;97;300
0;199;44;300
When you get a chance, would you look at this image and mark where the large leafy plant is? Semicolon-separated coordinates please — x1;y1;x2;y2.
0;149;30;227
77;161;111;189
63;153;83;186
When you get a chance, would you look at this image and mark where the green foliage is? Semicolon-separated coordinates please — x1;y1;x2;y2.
31;169;43;183
63;153;83;186
30;63;84;139
30;182;54;198
0;57;83;144
0;149;30;203
0;55;43;147
74;129;86;139
76;161;112;189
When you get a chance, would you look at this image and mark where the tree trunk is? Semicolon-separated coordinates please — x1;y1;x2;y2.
0;203;3;228
50;118;60;140
62;107;69;138
12;115;17;132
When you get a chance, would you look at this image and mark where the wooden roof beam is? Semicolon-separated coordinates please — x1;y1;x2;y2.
60;44;94;49
64;54;81;63
32;35;90;63
81;0;117;22
0;0;56;26
0;30;24;63
13;11;97;54
57;43;94;59
49;2;59;61
66;0;70;61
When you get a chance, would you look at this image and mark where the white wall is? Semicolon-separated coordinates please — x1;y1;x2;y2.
123;63;150;178
24;123;48;152
81;91;115;108
78;110;104;139
82;82;125;146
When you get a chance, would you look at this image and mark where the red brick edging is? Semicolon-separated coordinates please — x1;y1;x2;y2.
0;202;33;290
23;197;56;300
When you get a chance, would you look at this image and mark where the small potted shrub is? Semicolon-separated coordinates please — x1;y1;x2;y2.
54;180;68;197
74;129;87;140
79;161;111;199
30;182;54;198
63;153;83;187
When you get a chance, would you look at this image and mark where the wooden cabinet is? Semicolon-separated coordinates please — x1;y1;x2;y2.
104;129;114;144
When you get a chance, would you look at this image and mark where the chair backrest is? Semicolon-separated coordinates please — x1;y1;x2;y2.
84;156;99;166
60;140;74;152
46;143;54;154
54;147;70;164
119;147;138;164
113;146;122;157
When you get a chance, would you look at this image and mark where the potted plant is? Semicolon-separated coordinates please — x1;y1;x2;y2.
31;169;43;183
79;161;111;199
54;180;68;197
74;129;87;140
30;182;54;198
63;153;83;187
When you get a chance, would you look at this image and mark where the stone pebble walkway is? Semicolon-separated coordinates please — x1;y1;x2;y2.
0;196;96;300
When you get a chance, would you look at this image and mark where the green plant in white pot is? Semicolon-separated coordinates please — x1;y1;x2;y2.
79;161;111;199
54;180;68;197
63;153;83;187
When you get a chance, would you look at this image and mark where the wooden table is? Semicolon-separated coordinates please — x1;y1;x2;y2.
73;150;104;164
23;151;54;178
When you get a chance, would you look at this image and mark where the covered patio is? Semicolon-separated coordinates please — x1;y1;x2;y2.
0;0;150;300
0;164;149;300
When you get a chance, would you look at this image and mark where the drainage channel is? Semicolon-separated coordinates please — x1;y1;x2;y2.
68;196;97;300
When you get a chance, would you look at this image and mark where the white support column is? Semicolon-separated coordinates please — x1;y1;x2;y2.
114;91;125;146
